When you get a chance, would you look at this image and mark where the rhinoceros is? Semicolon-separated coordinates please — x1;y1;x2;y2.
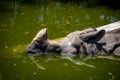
25;27;120;56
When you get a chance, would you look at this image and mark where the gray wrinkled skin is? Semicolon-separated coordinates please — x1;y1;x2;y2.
25;28;120;56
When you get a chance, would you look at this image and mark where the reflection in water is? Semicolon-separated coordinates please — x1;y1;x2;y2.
109;16;117;23
38;14;44;23
99;15;117;23
55;2;61;9
27;53;120;71
28;55;46;70
97;56;120;61
85;14;90;20
12;44;96;69
61;56;96;68
0;1;120;80
11;42;120;71
10;1;19;26
28;54;96;70
99;15;104;21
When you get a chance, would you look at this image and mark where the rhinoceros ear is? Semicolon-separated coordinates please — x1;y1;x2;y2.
32;28;48;42
80;29;105;42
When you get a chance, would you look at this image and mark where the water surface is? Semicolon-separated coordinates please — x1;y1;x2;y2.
0;1;120;80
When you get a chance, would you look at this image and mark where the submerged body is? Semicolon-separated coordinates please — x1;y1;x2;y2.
62;28;120;56
26;27;120;56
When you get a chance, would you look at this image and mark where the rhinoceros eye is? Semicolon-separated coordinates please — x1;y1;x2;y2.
55;48;61;52
52;46;61;53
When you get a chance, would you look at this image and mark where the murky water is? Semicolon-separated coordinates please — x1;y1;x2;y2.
0;1;120;80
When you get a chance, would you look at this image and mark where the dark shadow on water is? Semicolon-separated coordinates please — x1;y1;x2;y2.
21;0;120;9
0;0;120;11
98;0;120;9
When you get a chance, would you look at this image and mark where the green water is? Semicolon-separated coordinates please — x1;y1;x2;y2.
0;1;120;80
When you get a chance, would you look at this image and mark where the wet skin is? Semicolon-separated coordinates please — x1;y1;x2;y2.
26;28;120;56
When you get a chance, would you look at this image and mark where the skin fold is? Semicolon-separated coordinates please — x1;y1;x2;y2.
25;28;120;56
